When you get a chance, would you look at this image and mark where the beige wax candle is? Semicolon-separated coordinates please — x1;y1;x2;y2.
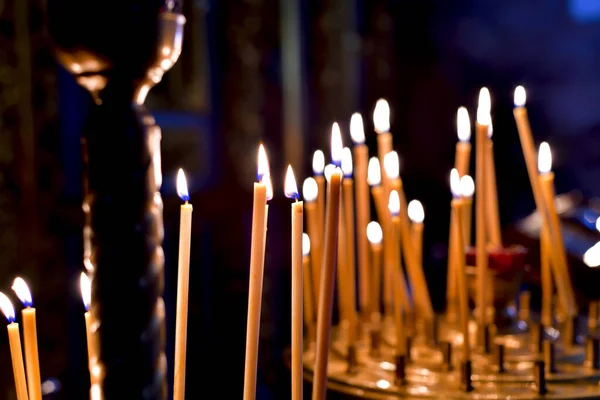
541;225;553;327
337;196;348;324
303;178;322;311
374;99;393;197
302;234;315;340
243;145;271;400
312;125;343;400
341;148;358;342
455;107;472;177
408;200;425;268
350;113;371;321
513;87;576;317
460;175;475;246
367;222;383;326
485;125;502;247
12;278;40;400
0;292;28;400
173;170;193;400
313;150;326;247
389;191;407;356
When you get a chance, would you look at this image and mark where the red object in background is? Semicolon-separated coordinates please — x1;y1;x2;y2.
465;245;528;277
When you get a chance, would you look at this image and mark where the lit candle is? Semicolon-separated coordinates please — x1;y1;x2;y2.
0;292;28;400
12;277;40;400
460;175;475;246
174;169;193;400
388;190;407;356
302;178;321;312
374;99;393;196
302;234;315;340
485;124;502;247
450;170;471;362
408;200;425;267
341;147;358;345
313;150;326;248
475;87;491;335
285;165;304;400
312;123;343;400
367;222;383;328
513;85;576;317
384;151;432;321
350;113;371;323
243;144;272;400
455;107;472;177
538;142;576;320
80;272;97;382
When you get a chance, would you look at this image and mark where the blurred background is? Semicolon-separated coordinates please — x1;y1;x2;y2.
1;0;600;398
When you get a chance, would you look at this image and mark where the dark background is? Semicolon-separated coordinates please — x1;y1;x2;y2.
1;0;600;398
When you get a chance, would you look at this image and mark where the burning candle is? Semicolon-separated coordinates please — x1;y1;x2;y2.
312;123;343;400
368;157;385;221
374;99;392;196
455;107;472;177
313;150;326;246
174;169;193;400
285;165;303;400
485;124;502;247
382;151;401;317
408;200;425;268
80;272;97;381
303;178;321;308
513;86;576;318
350;113;371;322
243;144;272;400
388;190;407;356
367;222;383;326
460;175;475;246
302;234;315;340
0;292;28;400
12;277;41;400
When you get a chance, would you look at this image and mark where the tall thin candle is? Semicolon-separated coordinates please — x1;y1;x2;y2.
313;150;326;255
303;178;321;313
389;191;407;357
80;272;97;384
408;200;425;268
455;107;472;177
374;99;393;196
367;222;383;329
0;292;28;400
302;234;315;340
485;124;502;246
174;169;193;400
460;175;475;246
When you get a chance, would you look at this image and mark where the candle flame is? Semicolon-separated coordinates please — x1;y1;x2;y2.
257;144;271;181
176;168;189;202
341;147;353;177
80;272;91;311
0;292;15;323
12;277;32;307
331;123;343;166
324;164;337;183
477;87;491;126
460;175;475;198
264;174;273;201
367;221;383;244
514;85;526;107
456;107;471;142
302;233;311;256
408;200;425;223
383;151;400;180
388;190;400;216
302;177;318;202
350;113;365;144
312;150;325;175
488;123;493;138
538;142;552;174
596;217;600;233
450;168;461;198
284;165;299;201
367;157;381;186
583;241;600;268
373;99;390;133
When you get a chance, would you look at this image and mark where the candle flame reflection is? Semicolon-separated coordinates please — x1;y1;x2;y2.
302;178;318;202
460;175;475;198
176;168;189;202
373;99;390;133
284;165;299;201
302;233;311;257
367;221;383;244
331;123;343;166
12;277;32;308
514;85;526;107
80;272;91;311
538;142;552;174
388;190;400;216
341;147;353;177
450;168;461;198
350;113;365;144
456;107;471;142
383;151;400;180
257;144;270;182
367;157;381;186
0;292;15;323
408;200;425;223
312;150;325;175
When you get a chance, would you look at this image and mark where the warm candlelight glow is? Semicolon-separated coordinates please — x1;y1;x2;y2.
457;107;471;142
284;165;299;201
488;123;493;138
388;190;400;216
302;178;318;202
367;157;381;186
350;113;365;144
583;242;600;268
312;150;325;175
373;99;390;133
12;278;32;308
460;175;475;198
0;292;15;323
80;272;91;311
302;233;311;257
514;85;526;107
538;142;552;174
477;87;491;126
383;151;399;180
324;164;336;183
331;123;343;166
408;200;425;224
176;168;189;202
450;168;461;198
367;221;383;244
341;147;353;177
264;174;274;201
257;144;270;181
